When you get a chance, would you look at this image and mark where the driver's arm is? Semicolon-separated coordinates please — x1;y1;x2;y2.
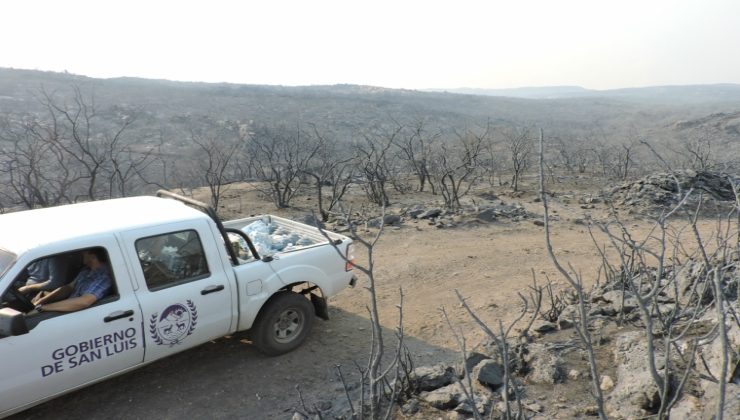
18;280;51;294
34;283;74;305
39;293;97;312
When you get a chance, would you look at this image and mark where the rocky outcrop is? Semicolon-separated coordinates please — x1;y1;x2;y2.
609;170;737;213
605;331;665;418
294;263;739;419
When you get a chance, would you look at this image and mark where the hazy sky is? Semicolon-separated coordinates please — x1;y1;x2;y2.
2;0;739;90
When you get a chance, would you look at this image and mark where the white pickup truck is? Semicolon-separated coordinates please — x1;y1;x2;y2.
0;191;356;417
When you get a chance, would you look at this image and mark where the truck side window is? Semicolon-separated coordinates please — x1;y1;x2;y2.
135;230;210;291
1;247;116;320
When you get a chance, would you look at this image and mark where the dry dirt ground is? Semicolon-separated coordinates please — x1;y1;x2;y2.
12;177;719;419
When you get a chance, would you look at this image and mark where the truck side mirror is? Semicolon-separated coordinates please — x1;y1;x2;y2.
0;307;29;337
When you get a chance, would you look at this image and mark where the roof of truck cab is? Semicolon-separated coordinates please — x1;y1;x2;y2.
0;196;210;255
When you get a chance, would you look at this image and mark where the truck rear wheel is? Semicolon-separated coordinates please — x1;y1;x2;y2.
252;292;314;356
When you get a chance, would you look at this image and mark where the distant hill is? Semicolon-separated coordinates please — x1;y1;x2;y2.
1;68;739;146
429;86;594;99
432;84;740;105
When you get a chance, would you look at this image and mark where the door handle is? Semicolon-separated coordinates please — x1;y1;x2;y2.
201;284;225;295
104;310;135;323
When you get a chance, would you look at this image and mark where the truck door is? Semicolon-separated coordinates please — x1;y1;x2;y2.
121;220;234;362
0;239;144;415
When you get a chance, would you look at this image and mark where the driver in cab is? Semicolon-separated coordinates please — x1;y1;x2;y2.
32;248;112;313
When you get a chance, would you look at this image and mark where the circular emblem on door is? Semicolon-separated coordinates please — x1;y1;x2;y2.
149;300;198;346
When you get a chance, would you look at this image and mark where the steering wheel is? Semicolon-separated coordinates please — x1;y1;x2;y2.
8;287;35;312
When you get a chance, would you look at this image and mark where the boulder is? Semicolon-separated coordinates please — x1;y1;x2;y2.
458;352;490;378
420;382;465;409
609;170;737;214
557;304;579;330
412;364;456;391
699;304;740;385
368;214;402;227
524;343;565;384
471;359;505;390
524;402;544;413
400;398;420;415
419;208;443;219
600;290;640;313
605;331;663;418
454;394;490;415
599;375;614;391
408;208;425;219
477;208;498;222
383;214;402;226
293;213;324;228
701;383;740;419
670;395;703;419
530;320;558;334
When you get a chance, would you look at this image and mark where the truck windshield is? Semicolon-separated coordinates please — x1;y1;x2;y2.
0;248;17;279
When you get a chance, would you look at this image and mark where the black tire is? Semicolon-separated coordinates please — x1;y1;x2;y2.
252;292;314;356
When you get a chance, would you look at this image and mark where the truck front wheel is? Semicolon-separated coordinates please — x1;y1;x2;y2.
252;292;315;356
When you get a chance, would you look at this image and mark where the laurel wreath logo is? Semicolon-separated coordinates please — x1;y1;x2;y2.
149;313;164;345
149;300;199;347
186;299;198;336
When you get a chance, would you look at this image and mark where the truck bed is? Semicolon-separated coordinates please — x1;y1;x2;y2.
223;215;344;257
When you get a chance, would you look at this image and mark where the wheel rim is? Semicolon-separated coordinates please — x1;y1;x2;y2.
273;307;304;343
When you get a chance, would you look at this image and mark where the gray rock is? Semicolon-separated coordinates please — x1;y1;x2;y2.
531;320;558;334
408;208;425;219
477;208;498;222
412;364;456;391
609;170;736;213
588;305;609;317
419;208;443;219
600;290;639;313
590;315;612;331
454;394;490;415
557;304;579;330
599;375;614;391
656;303;676;316
605;331;663;418
700;306;740;384
366;218;381;228
383;214;402;226
316;400;332;411
599;289;628;303
401;398;420;415
471;359;505;389
458;352;490;378
293;213;324;228
368;214;402;228
420;382;464;409
670;395;702;420
525;402;544;413
702;383;740;419
525;343;565;384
